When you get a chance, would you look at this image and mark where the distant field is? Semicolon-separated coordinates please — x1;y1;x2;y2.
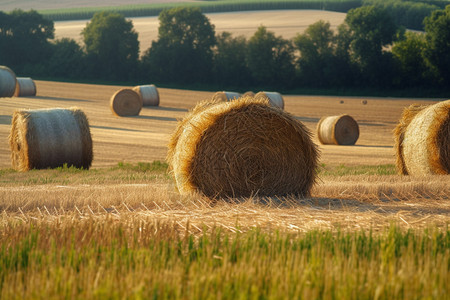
0;0;191;12
54;10;347;49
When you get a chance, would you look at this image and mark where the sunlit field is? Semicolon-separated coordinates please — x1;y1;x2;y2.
0;1;449;296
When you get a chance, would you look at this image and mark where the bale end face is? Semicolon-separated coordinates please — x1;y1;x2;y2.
168;96;319;199
317;115;359;145
110;88;142;116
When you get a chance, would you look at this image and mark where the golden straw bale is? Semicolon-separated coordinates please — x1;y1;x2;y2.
242;91;255;98
212;91;241;102
394;100;450;175
110;88;142;116
9;107;93;171
167;96;319;199
0;66;17;98
254;91;284;109
14;77;37;97
317;115;359;145
132;84;159;106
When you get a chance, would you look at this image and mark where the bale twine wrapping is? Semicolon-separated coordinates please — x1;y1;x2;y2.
255;91;284;109
9;107;93;171
110;88;142;116
132;84;159;106
167;96;319;199
0;66;17;98
317;115;359;145
394;100;450;175
14;77;37;97
212;91;241;102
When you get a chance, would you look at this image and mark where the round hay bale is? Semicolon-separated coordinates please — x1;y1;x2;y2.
9;107;93;171
14;77;37;97
0;66;17;98
132;84;159;106
317;115;359;145
110;88;142;116
167;96;319;199
255;91;284;109
212;91;241;102
394;100;450;175
243;91;255;98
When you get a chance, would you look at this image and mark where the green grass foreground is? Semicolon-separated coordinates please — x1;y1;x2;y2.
0;221;448;299
38;0;362;21
0;161;395;186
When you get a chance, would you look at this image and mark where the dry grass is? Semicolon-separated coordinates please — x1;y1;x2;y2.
1;169;448;233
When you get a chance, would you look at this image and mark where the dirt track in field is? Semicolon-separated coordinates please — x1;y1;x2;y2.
0;80;443;169
53;10;347;49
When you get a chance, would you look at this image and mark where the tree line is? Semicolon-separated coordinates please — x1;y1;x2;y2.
0;6;449;94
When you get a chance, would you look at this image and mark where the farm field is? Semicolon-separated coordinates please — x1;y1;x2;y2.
53;10;347;47
0;0;191;12
0;80;449;298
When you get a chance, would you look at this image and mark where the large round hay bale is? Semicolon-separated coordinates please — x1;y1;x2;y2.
14;77;37;97
9;107;93;171
167;96;319;199
394;100;450;175
132;84;159;106
317;115;359;145
255;91;284;109
212;91;241;102
110;88;142;116
0;66;17;98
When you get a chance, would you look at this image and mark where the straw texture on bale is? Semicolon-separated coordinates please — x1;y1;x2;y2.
243;91;255;98
14;77;37;97
132;84;159;106
255;91;284;109
394;100;450;175
0;66;17;98
9;107;93;171
317;114;359;145
167;96;319;199
212;91;241;102
110;88;142;116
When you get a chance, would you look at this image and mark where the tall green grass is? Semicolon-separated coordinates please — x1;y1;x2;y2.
0;221;448;299
39;0;362;21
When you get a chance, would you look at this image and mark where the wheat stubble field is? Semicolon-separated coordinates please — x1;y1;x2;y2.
0;80;449;230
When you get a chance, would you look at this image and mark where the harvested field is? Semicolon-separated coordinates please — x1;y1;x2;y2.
53;10;347;48
0;80;444;168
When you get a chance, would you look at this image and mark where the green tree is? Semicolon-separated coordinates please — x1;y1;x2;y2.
423;5;450;86
392;32;429;87
0;9;54;74
47;38;86;79
82;11;139;81
142;7;216;84
342;6;401;86
294;20;340;87
246;26;295;88
213;32;250;87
